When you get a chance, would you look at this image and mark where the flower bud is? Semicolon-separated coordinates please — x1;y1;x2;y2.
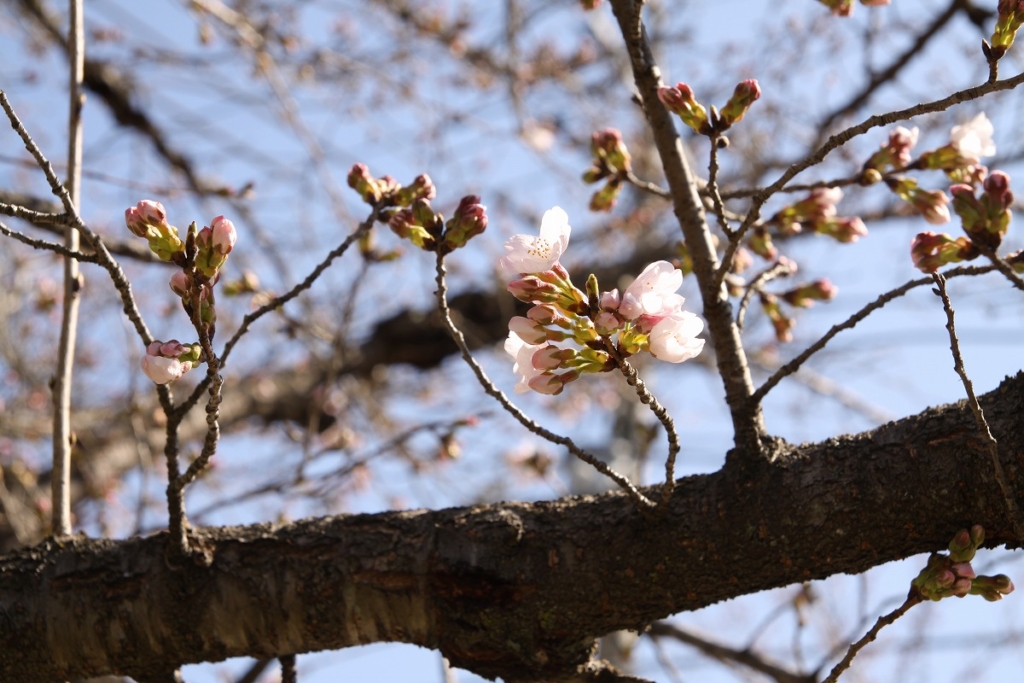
749;226;777;260
509;316;550;345
141;339;200;385
760;293;793;343
781;279;838;308
210;215;237;255
658;83;710;135
590;128;631;174
443;195;488;251
992;0;1024;53
389;199;441;251
864;126;918;172
589;180;621;213
169;270;190;298
816;216;868;243
395;174;437;207
719;79;760;129
125;200;184;262
532;346;576;370
910;231;977;273
507;276;559;304
528;372;563;395
593;310;621;337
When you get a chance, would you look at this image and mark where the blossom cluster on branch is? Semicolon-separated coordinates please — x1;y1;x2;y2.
124;200;237;384
500;208;704;395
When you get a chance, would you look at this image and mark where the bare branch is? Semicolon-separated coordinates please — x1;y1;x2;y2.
50;0;86;537
608;0;764;452
819;593;921;683
750;264;995;407
649;621;814;683
931;273;1024;540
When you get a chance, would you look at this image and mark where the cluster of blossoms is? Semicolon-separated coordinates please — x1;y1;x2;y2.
912;526;1014;602
582;129;631;212
125;200;238;384
883;114;1018;274
860;114;997;232
658;79;760;138
347;164;487;255
818;0;890;16
499;208;704;395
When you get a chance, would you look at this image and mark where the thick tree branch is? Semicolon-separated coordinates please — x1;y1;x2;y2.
3;372;1023;682
608;0;764;452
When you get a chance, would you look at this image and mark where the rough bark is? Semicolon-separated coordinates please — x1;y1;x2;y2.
3;372;1023;682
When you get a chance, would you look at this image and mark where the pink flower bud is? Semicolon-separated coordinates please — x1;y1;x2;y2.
443;195;488;251
781;279;838;308
532;346;575;370
719;79;761;128
210;216;237;255
951;562;976;580
169;271;190;297
527;373;565;395
590;128;631;174
658;83;710;135
527;304;561;325
984;171;1013;207
593;310;621;337
507;276;560;304
599;289;621;311
508;316;548;345
952;578;973;597
125;200;168;237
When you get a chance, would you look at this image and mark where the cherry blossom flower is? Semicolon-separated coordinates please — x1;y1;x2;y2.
498;207;571;279
504;331;547;393
141;355;190;385
140;340;200;384
648;312;705;363
950;113;996;163
618;261;684;320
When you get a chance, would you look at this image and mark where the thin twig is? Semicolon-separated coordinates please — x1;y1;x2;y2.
976;243;1024;291
818;593;921;683
650;621;814;683
719;176;861;201
623;170;671;199
706;137;735;238
604;344;680;509
736;259;797;330
175;291;224;490
0;90;155;346
750;264;994;406
434;250;654;510
931;273;1024;540
50;0;86;537
0;200;69;225
0;220;97;262
158;384;189;556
